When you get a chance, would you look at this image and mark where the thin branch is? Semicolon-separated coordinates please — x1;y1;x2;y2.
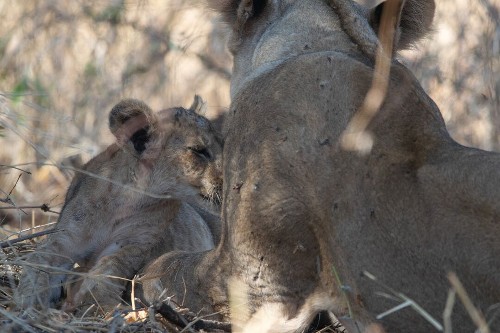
0;204;59;214
11;162;174;200
17;221;57;234
181;310;232;333
8;174;22;196
0;228;60;248
443;289;456;333
0;164;32;174
0;173;28;215
448;272;490;333
155;302;231;332
0;308;38;333
155;302;191;329
362;271;443;331
0;117;56;167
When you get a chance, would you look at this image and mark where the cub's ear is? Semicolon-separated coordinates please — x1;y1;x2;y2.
109;99;157;155
208;0;267;26
367;0;435;50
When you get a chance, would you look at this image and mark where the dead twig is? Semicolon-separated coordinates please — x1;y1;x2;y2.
0;204;59;215
155;302;191;330
448;272;490;333
0;165;31;174
181;311;232;333
362;271;443;331
0;228;60;248
443;289;456;333
155;302;231;332
0;307;38;333
0;174;27;216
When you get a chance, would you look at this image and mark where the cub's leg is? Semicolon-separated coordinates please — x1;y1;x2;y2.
62;244;148;312
17;231;83;309
142;250;222;317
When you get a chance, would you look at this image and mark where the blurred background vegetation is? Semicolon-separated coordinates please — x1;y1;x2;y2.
0;0;498;238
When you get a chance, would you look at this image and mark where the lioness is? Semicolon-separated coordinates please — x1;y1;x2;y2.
142;1;500;333
17;97;223;313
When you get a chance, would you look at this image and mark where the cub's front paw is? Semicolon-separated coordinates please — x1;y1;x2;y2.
63;273;125;313
17;271;52;309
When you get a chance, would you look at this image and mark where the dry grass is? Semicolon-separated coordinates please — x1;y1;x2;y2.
0;241;232;332
0;241;340;332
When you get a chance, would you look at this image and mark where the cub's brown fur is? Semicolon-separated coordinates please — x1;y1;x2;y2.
142;1;500;332
17;97;222;313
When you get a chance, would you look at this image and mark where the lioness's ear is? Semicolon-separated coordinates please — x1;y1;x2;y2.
208;0;267;26
109;99;157;155
368;0;435;50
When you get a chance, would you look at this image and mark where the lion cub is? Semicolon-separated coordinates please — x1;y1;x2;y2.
17;96;222;312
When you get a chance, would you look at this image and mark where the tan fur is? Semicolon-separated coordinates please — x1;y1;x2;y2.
142;1;500;332
17;97;223;313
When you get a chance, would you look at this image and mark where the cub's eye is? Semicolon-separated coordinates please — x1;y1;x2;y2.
188;146;212;161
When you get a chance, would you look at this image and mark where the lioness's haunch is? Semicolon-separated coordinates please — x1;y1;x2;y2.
141;1;500;333
17;97;223;313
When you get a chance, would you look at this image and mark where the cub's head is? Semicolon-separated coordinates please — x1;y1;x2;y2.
109;96;223;204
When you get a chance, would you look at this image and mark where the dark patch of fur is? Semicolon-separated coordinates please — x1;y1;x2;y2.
130;126;150;154
208;0;267;24
398;0;435;49
369;3;384;35
369;0;435;50
305;311;338;333
251;0;267;18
